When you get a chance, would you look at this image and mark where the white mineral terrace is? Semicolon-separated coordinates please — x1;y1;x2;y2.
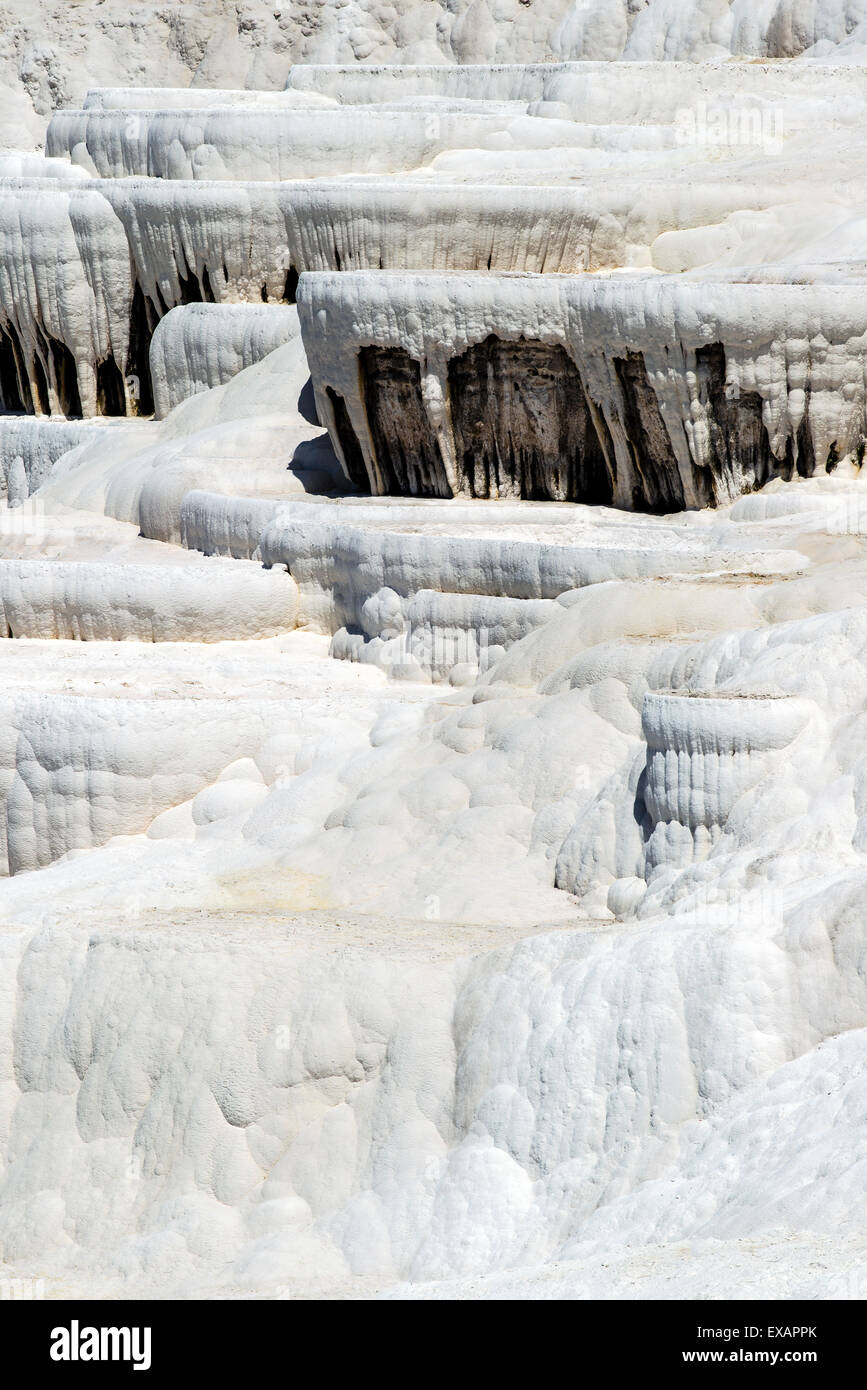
2;9;867;1304
299;271;867;508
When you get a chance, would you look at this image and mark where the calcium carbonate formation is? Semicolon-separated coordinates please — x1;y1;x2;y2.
299;271;867;508
2;1;867;1303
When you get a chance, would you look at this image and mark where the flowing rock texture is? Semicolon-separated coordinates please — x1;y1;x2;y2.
3;3;867;1304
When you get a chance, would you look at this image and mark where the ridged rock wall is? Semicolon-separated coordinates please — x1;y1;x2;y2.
0;558;297;642
46;107;571;181
0;187;144;418
299;271;867;510
14;167;822;329
0;696;293;876
0;418;147;500
149;304;302;417
247;508;798;635
286;58;867;119
9;2;867;146
640;693;814;876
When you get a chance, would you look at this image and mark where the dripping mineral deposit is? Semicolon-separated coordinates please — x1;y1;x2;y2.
1;0;867;1303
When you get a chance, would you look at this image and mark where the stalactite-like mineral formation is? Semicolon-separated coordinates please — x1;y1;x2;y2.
3;6;867;1304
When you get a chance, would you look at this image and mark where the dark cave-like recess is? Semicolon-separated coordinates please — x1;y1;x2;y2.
694;342;778;495
0;327;30;412
30;350;50;416
794;394;816;479
324;337;852;511
176;259;215;306
612;350;686;512
126;282;156;416
326;387;371;493
448;335;613;503
48;337;83;418
96;357;127;416
360;346;451;497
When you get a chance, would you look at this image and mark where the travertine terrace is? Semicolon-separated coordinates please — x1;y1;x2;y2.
2;1;867;1302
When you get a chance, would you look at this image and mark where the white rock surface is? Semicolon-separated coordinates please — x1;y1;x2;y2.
0;556;298;642
4;4;867;1307
0;186;136;417
300;270;867;507
150;304;303;417
0;418;150;500
8;2;867;152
